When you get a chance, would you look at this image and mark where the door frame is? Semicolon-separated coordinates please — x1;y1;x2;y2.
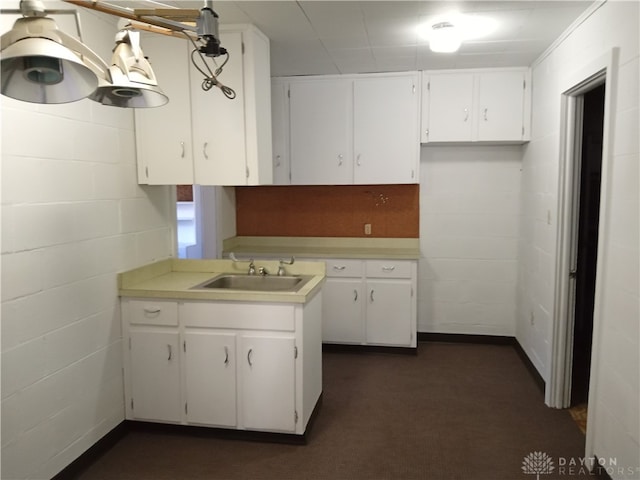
549;48;617;454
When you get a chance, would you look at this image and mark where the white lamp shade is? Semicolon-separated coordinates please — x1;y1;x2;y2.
89;65;168;108
1;36;99;103
88;32;168;108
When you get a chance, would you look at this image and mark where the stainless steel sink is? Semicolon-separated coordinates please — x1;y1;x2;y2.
191;274;313;292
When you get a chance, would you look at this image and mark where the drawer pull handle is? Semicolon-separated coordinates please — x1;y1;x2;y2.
370;290;375;302
203;142;209;159
224;346;229;365
354;289;358;302
180;141;185;158
332;265;346;271
167;344;172;361
247;348;253;367
143;307;161;314
382;266;396;272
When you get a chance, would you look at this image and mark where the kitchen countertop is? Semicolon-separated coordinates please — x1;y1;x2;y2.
223;236;421;260
118;258;325;304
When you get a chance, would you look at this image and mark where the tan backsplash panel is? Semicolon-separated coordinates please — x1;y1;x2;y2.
236;185;419;238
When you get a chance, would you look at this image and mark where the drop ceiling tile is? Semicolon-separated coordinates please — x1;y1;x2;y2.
234;1;316;42
270;40;339;77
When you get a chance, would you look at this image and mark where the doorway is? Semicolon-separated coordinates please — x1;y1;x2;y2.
569;83;605;406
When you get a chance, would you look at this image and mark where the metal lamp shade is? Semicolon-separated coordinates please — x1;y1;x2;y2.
89;64;168;108
88;34;168;108
1;36;99;104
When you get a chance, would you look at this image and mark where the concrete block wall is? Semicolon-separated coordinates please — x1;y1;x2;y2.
516;1;639;477
0;4;175;478
418;145;522;335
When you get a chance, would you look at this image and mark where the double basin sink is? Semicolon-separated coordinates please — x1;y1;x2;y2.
191;274;314;293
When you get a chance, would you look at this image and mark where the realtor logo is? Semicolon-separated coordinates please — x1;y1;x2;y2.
522;451;555;479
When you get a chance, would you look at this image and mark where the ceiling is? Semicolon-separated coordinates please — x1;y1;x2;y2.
105;1;595;77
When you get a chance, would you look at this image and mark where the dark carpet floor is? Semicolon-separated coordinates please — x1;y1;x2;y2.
77;342;592;480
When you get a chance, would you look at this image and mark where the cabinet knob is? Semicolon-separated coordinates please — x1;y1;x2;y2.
354;289;358;302
275;154;281;167
463;108;469;122
224;346;229;365
370;290;375;302
247;348;253;366
167;344;172;361
483;108;488;121
338;154;343;166
356;154;362;167
180;141;185;158
332;265;346;271
382;265;396;272
203;142;209;159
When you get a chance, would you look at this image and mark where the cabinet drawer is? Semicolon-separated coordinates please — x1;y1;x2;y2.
124;299;178;326
180;302;295;331
365;260;413;279
325;259;363;278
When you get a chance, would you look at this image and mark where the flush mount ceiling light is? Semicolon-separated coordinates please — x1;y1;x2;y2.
0;0;105;104
89;29;168;108
418;13;498;54
429;21;462;53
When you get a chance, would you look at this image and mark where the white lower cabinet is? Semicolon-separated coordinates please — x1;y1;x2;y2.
129;330;182;423
121;294;322;436
240;335;296;432
184;331;237;427
322;259;417;348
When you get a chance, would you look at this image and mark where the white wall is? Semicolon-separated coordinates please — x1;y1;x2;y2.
516;1;639;477
418;145;522;336
0;4;175;478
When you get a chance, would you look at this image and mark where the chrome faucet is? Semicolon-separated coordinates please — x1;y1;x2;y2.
229;253;256;275
277;256;295;276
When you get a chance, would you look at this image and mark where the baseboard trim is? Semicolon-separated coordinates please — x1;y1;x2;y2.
322;343;417;355
417;332;516;345
52;421;128;480
512;339;546;395
418;333;546;395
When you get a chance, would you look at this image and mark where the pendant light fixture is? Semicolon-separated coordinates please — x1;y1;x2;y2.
0;0;104;104
89;29;168;108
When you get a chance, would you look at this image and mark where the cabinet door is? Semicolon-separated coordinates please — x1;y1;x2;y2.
290;79;353;185
354;74;419;184
425;73;474;142
184;332;236;427
477;71;525;142
191;31;247;186
241;335;296;432
322;278;364;343
366;280;413;346
134;36;193;185
271;81;290;185
129;330;181;422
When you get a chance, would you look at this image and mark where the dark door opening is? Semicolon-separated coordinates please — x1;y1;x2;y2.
570;82;605;406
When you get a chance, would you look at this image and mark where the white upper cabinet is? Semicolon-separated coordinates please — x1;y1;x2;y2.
285;72;420;185
353;74;420;184
421;68;530;144
476;70;527;142
271;80;290;185
135;25;272;186
289;79;353;185
135;35;194;185
422;73;474;143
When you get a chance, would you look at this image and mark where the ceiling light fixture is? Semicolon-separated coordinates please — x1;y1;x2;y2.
429;21;462;53
418;13;498;54
89;29;168;108
0;0;105;104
